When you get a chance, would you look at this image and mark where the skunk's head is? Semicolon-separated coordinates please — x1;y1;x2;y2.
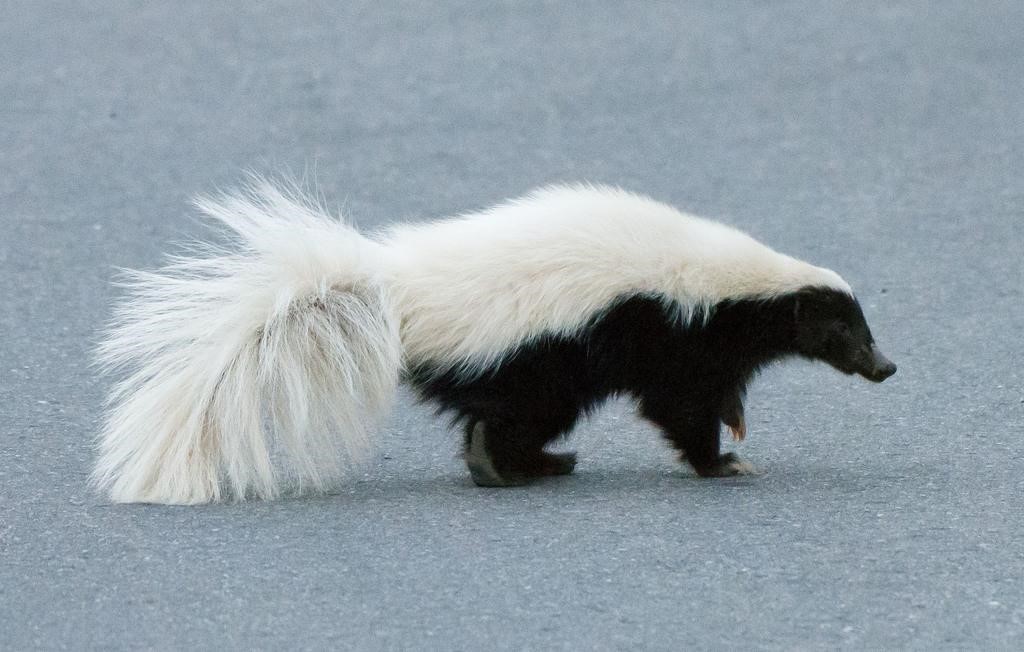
793;288;896;383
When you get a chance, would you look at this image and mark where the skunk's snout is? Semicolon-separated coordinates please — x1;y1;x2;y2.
860;344;897;383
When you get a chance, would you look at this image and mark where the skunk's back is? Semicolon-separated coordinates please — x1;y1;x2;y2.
382;184;848;374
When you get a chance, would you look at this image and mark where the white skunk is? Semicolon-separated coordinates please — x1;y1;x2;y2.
96;182;895;504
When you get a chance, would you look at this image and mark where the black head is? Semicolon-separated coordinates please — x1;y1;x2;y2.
793;288;896;383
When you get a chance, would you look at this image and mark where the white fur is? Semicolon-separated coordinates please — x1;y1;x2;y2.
383;184;849;373
96;182;848;503
95;182;401;504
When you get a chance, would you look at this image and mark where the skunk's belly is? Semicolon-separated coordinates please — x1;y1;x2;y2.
405;294;695;426
404;289;816;435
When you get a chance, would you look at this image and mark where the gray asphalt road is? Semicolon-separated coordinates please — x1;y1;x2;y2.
3;2;1023;649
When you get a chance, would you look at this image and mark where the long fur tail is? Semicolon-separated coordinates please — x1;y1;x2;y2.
94;182;402;504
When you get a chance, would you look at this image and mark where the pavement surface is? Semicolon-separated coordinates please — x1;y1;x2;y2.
2;1;1023;649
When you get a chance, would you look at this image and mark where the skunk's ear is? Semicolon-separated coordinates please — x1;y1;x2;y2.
792;287;823;323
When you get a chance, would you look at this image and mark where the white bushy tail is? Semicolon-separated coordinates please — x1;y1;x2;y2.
94;182;402;504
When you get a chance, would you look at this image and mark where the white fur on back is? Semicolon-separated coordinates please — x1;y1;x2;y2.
381;185;850;372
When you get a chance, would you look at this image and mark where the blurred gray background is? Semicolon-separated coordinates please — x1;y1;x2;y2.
2;1;1022;649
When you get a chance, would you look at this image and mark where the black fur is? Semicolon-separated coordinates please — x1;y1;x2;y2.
408;287;893;484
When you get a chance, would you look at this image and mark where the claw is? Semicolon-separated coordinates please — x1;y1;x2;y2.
721;388;747;441
729;417;746;442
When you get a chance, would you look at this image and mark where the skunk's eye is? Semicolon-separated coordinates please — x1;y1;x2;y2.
825;323;851;348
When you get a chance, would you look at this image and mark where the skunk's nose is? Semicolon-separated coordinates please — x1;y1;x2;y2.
874;359;897;381
867;345;897;382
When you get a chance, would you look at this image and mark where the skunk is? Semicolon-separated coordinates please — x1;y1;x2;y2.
95;182;896;504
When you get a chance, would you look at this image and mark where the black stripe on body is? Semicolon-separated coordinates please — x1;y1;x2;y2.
407;287;867;481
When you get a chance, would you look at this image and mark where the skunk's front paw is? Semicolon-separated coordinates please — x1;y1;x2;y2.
694;452;757;478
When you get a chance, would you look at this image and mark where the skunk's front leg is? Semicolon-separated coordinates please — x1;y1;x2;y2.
640;397;756;477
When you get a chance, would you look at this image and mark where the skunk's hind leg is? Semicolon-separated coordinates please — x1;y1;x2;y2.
464;419;577;488
464;421;527;487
